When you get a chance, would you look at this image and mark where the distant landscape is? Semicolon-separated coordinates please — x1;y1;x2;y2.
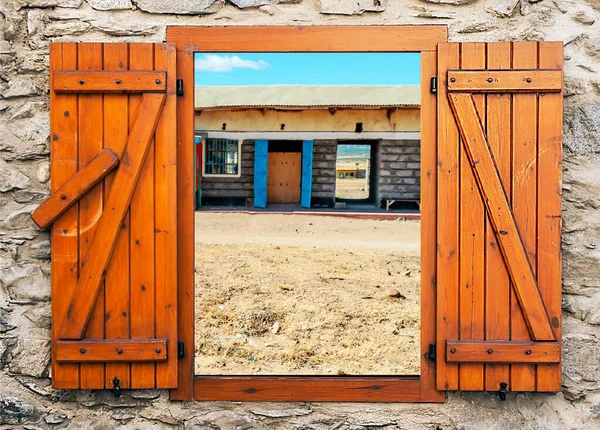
337;144;370;163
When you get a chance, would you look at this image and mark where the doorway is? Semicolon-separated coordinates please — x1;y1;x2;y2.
335;141;377;206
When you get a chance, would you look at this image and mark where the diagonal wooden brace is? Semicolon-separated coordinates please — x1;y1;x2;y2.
448;92;555;341
58;93;166;340
32;148;119;229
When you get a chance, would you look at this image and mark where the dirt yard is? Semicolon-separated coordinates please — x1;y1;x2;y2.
195;212;420;375
335;177;369;199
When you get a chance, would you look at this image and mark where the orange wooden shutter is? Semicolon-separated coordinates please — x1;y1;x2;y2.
43;43;178;390
436;42;563;392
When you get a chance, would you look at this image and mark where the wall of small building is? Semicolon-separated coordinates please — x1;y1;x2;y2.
195;107;420;132
311;139;338;207
378;139;421;202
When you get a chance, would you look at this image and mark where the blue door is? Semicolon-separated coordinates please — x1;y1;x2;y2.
301;140;313;208
254;139;268;208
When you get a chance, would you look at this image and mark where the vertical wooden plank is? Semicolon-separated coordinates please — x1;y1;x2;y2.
537;41;563;392
436;42;460;391
125;43;156;388
419;50;444;402
171;45;195;400
510;42;538;391
458;42;486;391
50;42;80;389
484;42;512;391
103;43;132;389
78;43;105;390
301;140;313;208
254;140;268;208
155;43;179;388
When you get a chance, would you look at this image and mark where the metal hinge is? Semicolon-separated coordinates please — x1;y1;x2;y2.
430;77;438;94
178;340;185;359
176;79;184;96
425;344;436;362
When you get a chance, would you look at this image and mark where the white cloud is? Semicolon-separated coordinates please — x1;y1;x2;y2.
195;54;269;72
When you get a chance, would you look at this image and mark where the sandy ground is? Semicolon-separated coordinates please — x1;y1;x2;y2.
336;177;369;199
195;213;420;375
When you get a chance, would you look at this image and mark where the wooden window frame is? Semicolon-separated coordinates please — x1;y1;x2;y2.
167;25;447;402
202;138;242;178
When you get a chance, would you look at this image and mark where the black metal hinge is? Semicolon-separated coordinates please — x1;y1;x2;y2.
176;79;184;96
178;340;185;359
430;77;438;94
425;344;436;362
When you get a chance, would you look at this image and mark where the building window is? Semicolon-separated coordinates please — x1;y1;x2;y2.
204;138;240;176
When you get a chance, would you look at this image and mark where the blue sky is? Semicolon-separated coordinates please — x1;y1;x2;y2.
194;53;420;86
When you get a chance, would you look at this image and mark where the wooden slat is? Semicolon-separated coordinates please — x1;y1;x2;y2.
484;42;512;391
458;42;486;391
56;339;167;363
447;341;560;364
77;42;105;390
511;41;538;391
50;42;80;389
447;70;562;92
103;42;132;389
170;45;194;401
194;377;421;402
448;92;554;342
436;42;460;391
59;93;166;340
419;51;445;402
54;70;166;93
536;41;563;392
128;43;156;389
167;25;447;52
32;149;118;229
154;43;179;389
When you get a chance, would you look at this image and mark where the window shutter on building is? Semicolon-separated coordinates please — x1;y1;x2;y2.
38;42;178;389
436;42;563;392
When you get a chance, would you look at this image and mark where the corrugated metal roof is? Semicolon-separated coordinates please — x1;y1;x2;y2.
195;85;420;109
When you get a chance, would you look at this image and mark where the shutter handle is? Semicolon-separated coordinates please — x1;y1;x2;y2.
112;377;121;398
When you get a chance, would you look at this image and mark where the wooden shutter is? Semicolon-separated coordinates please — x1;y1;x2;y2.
37;43;178;390
436;42;563;392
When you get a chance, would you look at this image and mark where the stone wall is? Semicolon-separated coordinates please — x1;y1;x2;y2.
378;139;420;202
1;0;599;428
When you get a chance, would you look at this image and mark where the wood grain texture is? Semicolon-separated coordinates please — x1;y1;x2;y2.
536;41;563;392
484;42;512;391
267;152;302;203
446;341;560;363
103;42;132;389
56;339;168;362
436;42;460;391
447;70;562;92
32;148;118;229
154;43;179;389
128;43;155;389
59;93;166;341
419;51;445;402
510;41;538;392
77;42;105;390
194;377;421;402
54;70;166;92
167;25;447;52
170;45;195;401
448;92;554;342
50;42;80;389
458;42;486;391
